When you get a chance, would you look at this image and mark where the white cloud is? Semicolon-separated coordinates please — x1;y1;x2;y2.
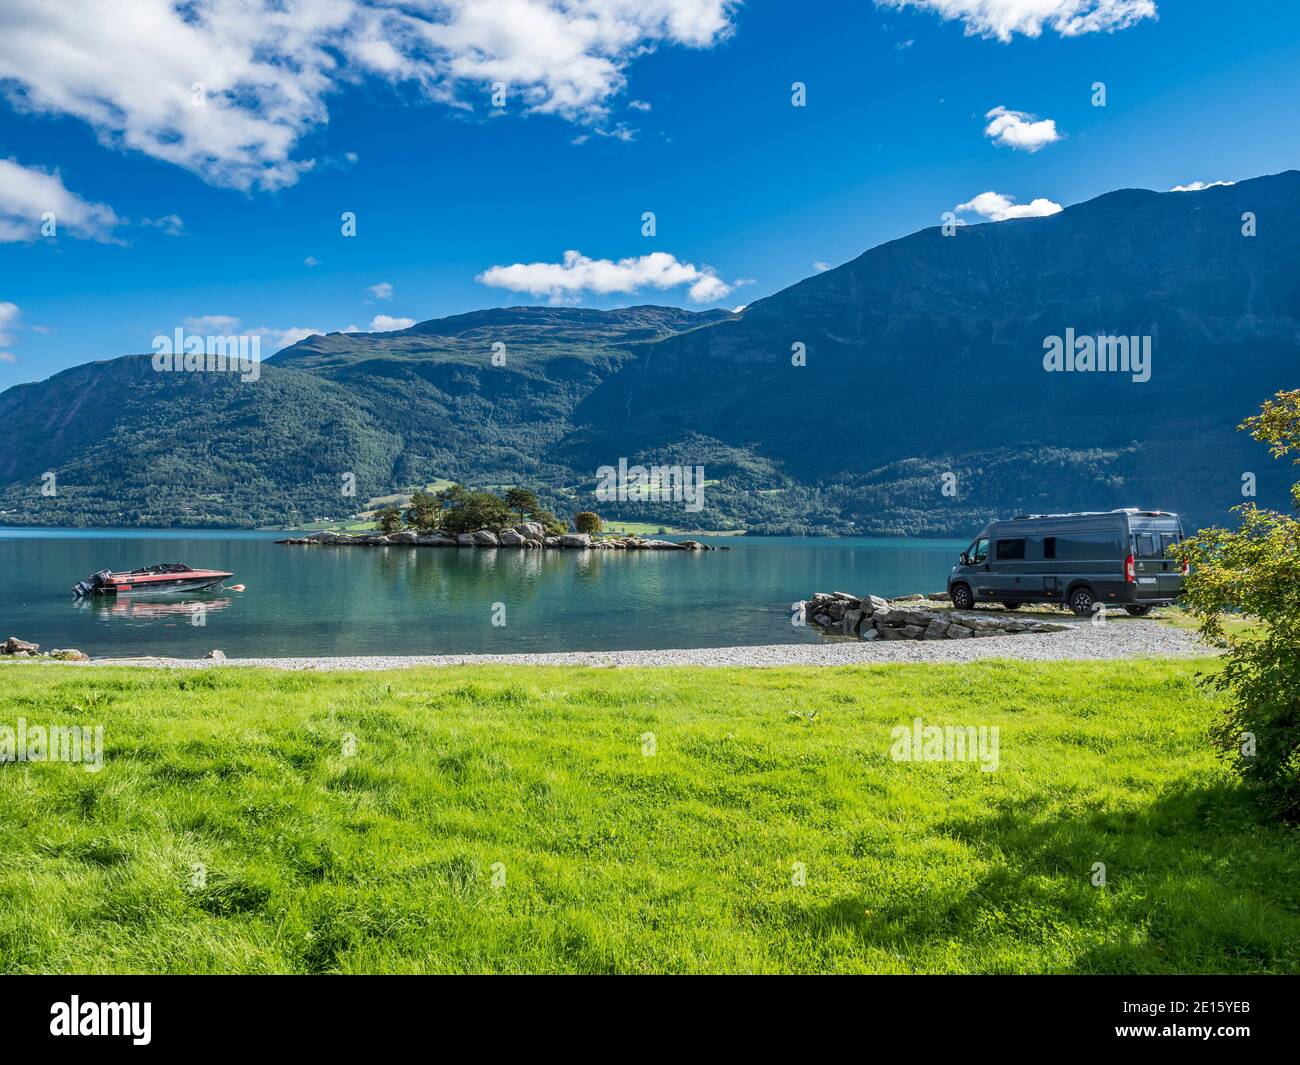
0;0;738;191
0;301;19;344
304;256;320;267
178;315;322;353
1170;179;1235;192
955;190;1063;221
0;158;119;242
141;213;184;236
876;0;1156;42
0;301;20;363
370;314;416;331
628;99;652;111
983;106;1062;152
183;315;242;334
477;249;740;304
369;282;394;300
813;261;832;273
258;326;324;351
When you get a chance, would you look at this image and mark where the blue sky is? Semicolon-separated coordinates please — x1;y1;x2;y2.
1;0;1297;386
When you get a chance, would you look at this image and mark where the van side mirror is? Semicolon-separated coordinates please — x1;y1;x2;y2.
959;552;969;565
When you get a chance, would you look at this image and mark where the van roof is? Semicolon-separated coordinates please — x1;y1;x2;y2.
1009;509;1177;520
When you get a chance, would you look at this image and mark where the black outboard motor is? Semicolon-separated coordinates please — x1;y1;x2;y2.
72;569;114;597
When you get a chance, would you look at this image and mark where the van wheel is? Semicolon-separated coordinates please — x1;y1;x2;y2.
1068;587;1095;617
1001;602;1022;610
950;583;974;610
1124;604;1152;617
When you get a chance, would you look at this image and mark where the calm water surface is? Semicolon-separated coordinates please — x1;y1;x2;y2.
0;528;965;657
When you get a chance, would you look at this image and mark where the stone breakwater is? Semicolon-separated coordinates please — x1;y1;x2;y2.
800;592;1070;641
278;522;719;551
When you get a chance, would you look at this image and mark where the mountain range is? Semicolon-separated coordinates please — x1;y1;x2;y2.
3;170;1298;535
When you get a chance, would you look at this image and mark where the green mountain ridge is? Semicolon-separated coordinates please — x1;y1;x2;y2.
2;172;1298;534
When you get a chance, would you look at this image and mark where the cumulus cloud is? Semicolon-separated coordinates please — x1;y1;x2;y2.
875;0;1156;42
477;249;741;304
369;282;394;300
955;191;1063;221
813;261;832;273
983;106;1062;152
370;314;416;331
0;158;119;242
0;0;738;191
1170;179;1235;192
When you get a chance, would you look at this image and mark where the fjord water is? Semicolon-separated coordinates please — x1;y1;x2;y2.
0;529;965;658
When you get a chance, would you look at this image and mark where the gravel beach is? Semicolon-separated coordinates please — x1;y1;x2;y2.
59;615;1210;671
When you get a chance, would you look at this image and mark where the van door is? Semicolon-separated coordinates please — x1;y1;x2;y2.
967;537;994;597
1131;521;1183;601
992;536;1029;601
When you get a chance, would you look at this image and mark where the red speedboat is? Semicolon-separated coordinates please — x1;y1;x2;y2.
72;563;233;597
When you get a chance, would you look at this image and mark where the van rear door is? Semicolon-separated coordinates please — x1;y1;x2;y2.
1130;517;1184;601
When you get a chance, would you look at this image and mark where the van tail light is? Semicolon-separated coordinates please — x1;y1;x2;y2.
1181;557;1189;577
1124;554;1136;582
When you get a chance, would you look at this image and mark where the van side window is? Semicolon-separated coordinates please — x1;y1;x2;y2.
996;539;1025;561
969;538;989;564
1055;532;1123;560
1043;537;1056;559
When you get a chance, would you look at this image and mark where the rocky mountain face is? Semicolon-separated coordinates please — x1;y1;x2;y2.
2;172;1297;534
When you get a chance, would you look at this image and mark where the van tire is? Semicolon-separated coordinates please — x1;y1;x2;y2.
1068;586;1095;617
1001;602;1022;610
1124;604;1152;617
950;583;974;610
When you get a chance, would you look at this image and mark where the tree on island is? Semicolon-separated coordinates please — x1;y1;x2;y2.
532;508;569;537
375;506;404;534
440;491;513;534
1180;389;1300;818
405;489;443;533
574;511;603;535
505;487;538;522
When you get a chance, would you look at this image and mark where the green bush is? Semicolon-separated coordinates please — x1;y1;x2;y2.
1180;390;1300;817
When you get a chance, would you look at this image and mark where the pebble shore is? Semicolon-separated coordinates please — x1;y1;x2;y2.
66;617;1210;671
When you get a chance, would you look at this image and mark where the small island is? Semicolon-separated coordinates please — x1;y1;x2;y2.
278;484;721;550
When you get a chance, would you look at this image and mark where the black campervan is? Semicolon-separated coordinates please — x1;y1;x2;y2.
947;509;1185;616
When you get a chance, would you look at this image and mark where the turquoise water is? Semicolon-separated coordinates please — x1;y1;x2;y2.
0;528;965;657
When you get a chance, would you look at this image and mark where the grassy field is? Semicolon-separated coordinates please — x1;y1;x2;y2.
1;659;1297;974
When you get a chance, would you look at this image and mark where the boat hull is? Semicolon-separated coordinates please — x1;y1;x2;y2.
101;573;232;595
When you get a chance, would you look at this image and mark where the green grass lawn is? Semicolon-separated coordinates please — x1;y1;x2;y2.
1;659;1296;974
